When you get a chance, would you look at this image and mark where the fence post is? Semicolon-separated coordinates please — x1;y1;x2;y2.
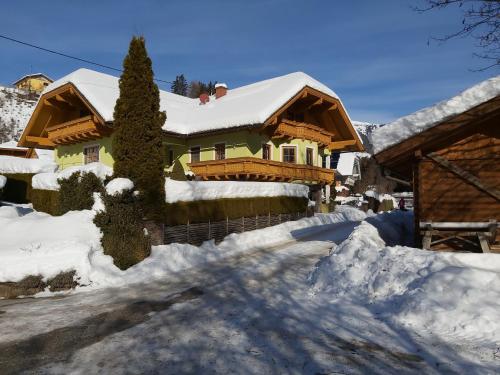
226;216;229;235
242;216;245;232
208;219;211;240
187;220;190;243
268;211;271;227
256;214;258;229
279;213;281;224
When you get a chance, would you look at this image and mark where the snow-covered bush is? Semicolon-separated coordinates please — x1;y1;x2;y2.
58;172;104;214
94;179;151;270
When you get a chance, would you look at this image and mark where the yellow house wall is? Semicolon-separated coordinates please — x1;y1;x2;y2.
16;77;51;93
55;136;114;169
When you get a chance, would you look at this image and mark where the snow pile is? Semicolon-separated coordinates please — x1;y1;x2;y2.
335;185;349;192
0;175;6;189
0;155;57;174
309;210;500;342
371;76;500;154
0;206;102;284
32;162;113;191
0;204;364;291
165;178;309;203
105;178;134;196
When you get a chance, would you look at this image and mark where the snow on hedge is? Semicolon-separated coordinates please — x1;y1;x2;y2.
0;175;6;189
0;204;365;288
105;178;134;196
32;162;113;191
0;155;57;174
309;210;500;343
165;178;309;203
371;76;500;154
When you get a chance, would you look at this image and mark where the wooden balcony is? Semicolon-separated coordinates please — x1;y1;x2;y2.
273;119;334;147
46;115;112;145
188;157;334;184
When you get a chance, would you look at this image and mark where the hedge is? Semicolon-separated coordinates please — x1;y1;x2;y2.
164;196;308;226
31;189;60;216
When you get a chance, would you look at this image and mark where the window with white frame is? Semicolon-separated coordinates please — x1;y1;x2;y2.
262;143;271;160
282;146;296;163
306;148;313;166
190;146;201;163
214;143;226;160
83;145;99;164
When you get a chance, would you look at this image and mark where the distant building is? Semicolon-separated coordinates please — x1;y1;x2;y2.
13;73;53;94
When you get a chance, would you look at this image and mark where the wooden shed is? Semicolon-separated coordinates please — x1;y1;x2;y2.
374;81;500;253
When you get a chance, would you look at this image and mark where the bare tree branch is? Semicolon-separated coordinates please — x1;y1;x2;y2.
414;0;500;70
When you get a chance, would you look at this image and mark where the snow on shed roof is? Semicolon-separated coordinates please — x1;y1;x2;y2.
43;68;339;135
371;76;500;154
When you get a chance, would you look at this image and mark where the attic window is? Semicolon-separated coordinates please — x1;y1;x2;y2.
330;152;340;169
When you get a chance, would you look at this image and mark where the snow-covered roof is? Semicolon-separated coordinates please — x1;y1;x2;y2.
43;68;340;135
0;141;54;161
371;76;500;154
13;73;53;85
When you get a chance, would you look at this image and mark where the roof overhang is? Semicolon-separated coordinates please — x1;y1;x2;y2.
18;83;109;149
262;86;364;152
374;96;500;179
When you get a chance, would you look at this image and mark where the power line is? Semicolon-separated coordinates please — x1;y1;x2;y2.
0;34;172;84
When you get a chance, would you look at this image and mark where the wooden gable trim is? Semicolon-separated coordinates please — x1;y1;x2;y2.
18;83;107;149
262;86;364;152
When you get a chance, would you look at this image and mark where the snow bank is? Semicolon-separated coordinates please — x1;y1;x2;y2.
0;206;102;284
105;178;134;196
0;203;364;292
32;162;113;191
0;175;6;189
371;76;500;154
165;178;309;203
309;210;500;343
0;155;57;174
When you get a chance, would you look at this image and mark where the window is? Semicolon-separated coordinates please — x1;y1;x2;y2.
214;143;225;160
282;146;296;163
330;152;340;169
83;145;99;164
262;144;271;160
321;155;327;168
166;149;174;167
306;148;313;166
190;146;200;163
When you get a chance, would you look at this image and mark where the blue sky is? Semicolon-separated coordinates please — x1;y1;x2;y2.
0;0;497;123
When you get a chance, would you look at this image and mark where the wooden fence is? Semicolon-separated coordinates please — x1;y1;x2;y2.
165;211;310;245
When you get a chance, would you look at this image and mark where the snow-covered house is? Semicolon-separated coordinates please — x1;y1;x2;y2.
372;76;500;253
13;73;53;94
18;68;364;197
0;141;53;160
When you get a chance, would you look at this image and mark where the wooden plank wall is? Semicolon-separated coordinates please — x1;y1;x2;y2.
418;131;500;233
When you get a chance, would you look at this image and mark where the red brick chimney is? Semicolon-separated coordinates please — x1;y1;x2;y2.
199;92;210;105
215;83;228;99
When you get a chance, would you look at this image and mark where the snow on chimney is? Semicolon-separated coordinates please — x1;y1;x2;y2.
215;83;227;99
199;92;210;105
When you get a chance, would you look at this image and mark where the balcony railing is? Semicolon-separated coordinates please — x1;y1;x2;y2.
273;119;334;147
46;115;111;145
188;157;334;184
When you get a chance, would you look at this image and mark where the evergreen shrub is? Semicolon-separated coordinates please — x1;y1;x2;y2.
94;188;151;270
58;172;104;214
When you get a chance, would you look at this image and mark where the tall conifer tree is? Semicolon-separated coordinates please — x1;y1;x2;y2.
112;36;166;220
171;74;188;96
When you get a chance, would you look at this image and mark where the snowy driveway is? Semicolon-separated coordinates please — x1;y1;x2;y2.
0;220;495;374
